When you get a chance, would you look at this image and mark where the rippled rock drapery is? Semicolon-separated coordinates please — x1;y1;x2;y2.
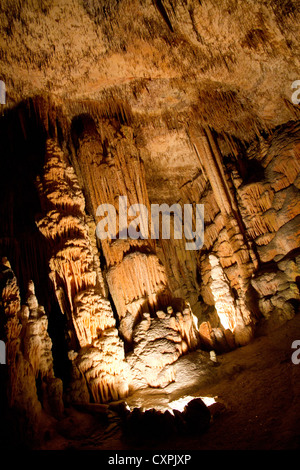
72;116;172;343
72;115;201;358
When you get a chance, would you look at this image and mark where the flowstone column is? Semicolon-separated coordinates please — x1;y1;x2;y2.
36;139;130;403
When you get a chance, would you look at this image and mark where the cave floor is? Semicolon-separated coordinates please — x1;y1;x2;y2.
40;314;300;451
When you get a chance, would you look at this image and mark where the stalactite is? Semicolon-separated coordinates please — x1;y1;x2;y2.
156;213;202;318
189;127;232;215
106;253;170;318
189;126;258;345
69;114;202;390
73;115;199;354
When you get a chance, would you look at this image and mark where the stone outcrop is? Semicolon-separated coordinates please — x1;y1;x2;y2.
194;122;300;349
234;124;300;327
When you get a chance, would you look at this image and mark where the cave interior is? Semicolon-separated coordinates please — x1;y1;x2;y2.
0;0;300;451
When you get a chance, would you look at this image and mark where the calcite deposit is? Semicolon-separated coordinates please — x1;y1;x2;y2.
0;0;299;449
36;139;131;403
127;303;200;389
0;261;63;440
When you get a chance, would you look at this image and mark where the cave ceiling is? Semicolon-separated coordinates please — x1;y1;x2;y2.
1;0;300;203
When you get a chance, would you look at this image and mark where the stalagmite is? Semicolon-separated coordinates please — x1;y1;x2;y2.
0;260;64;437
127;303;200;390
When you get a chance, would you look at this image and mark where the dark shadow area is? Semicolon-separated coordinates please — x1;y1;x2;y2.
0;98;70;383
0;99;49;302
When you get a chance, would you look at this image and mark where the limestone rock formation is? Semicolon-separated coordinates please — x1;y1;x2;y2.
0;261;63;443
36;138;131;403
71;114;201;365
127;303;200;390
72;116;173;342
